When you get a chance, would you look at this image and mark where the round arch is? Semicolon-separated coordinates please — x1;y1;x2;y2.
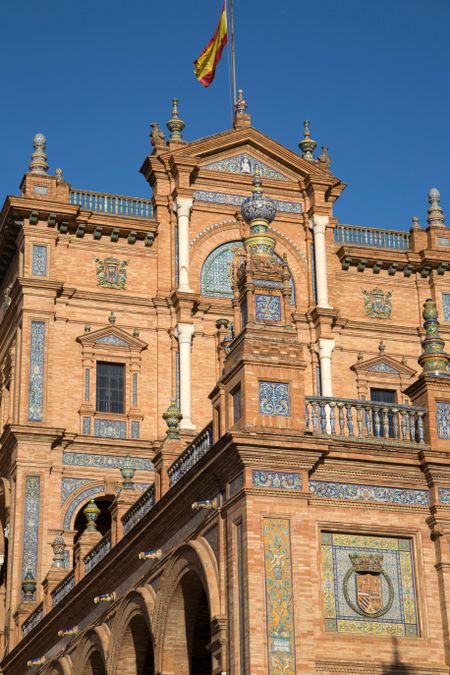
43;655;72;675
154;540;220;675
62;484;106;530
108;586;156;675
72;625;109;675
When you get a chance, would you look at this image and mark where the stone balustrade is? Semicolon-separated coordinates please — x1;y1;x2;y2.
168;422;214;487
305;396;426;444
70;189;153;219
22;602;43;637
51;570;75;609
122;484;156;535
84;532;112;574
334;224;410;250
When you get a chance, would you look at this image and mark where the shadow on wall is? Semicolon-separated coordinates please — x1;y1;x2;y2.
382;637;411;674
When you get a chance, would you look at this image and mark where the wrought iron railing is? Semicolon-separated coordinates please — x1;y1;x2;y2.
122;484;156;535
70;190;153;219
305;397;426;444
22;602;43;637
51;570;75;608
168;422;214;487
334;224;410;251
84;532;112;574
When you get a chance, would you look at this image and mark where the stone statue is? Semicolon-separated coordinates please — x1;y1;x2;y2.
150;122;166;150
318;146;332;171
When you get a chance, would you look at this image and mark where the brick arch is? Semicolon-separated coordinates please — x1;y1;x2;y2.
154;540;220;674
72;625;109;675
108;586;156;675
191;226;307;307
43;655;73;675
62;484;105;530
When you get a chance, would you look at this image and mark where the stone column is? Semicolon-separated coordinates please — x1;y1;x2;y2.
177;323;196;430
316;338;335;396
311;214;332;309
175;197;194;292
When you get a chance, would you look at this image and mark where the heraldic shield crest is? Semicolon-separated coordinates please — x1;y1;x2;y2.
363;288;392;319
95;257;128;290
343;553;394;618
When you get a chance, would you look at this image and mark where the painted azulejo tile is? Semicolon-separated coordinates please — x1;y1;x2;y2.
436;401;450;440
255;294;281;321
22;476;41;600
321;532;419;637
253;470;302;491
259;381;290;417
263;518;296;674
32;244;47;277
443;293;450;321
28;321;45;422
310;481;429;506
438;487;450;504
203;153;290;181
94;419;126;439
63;452;153;471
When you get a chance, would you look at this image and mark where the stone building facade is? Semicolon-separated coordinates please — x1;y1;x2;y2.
0;96;449;673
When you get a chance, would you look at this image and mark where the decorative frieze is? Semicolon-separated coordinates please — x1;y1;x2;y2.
253;470;302;490
22;476;41;601
310;480;429;506
255;294;281;321
259;381;290;417
363;288;392;319
193;190;302;214
31;244;47;276
94;419;126;439
63;452;153;471
263;518;296;673
95;257;127;289
436;402;450;439
28;321;45;422
321;532;418;636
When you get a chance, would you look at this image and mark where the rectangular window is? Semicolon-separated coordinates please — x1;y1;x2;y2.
370;388;396;438
96;362;125;413
232;385;242;424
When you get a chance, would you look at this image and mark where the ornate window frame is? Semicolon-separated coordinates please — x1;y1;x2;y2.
351;354;417;403
76;326;147;440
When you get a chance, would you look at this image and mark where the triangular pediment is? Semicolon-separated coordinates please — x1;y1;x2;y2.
351;355;417;378
202;151;291;181
76;326;147;351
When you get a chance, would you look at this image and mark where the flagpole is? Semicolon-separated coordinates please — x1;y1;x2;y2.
228;0;237;108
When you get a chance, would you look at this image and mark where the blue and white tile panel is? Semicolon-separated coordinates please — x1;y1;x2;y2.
28;321;45;422
22;476;41;600
310;480;429;506
193;190;302;214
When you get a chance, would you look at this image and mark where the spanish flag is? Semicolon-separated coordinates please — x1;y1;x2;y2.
193;4;228;87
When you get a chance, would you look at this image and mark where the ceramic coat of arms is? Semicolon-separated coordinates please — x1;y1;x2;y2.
343;553;394;618
95;257;127;290
363;287;392;319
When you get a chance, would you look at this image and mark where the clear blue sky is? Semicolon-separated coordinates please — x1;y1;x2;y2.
1;0;449;230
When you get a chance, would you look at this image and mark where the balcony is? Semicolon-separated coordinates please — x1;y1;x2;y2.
334;224;410;251
305;396;426;445
69;189;153;219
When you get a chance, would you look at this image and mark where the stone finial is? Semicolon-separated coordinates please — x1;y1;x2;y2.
233;88;251;130
149;122;167;150
51;532;66;568
166;98;185;141
108;311;116;324
83;499;100;532
55;168;64;185
378;340;385;353
29;133;48;174
427;188;445;227
411;215;421;231
22;568;36;601
235;88;247;115
162;398;182;439
299;120;317;160
120;455;135;490
317;146;332;171
418;298;450;376
133;328;140;337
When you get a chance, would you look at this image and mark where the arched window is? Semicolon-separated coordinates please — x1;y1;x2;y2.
200;240;295;304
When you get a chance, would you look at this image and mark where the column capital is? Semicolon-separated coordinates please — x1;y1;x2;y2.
176;322;195;343
175;196;193;217
315;337;335;358
310;214;329;234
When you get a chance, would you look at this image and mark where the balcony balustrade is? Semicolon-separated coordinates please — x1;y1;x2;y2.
305;396;426;444
22;602;43;637
84;532;112;574
168;422;214;487
70;189;153;219
122;484;156;535
334;224;410;250
51;570;75;609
